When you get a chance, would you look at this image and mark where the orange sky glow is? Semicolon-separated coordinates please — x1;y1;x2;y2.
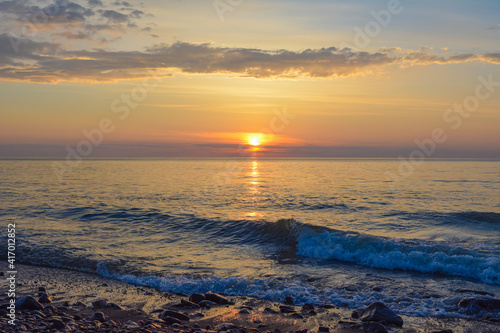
0;0;499;158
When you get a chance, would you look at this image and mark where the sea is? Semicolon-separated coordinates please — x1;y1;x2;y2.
1;159;499;319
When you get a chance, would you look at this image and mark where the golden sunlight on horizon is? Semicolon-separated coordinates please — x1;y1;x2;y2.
246;133;268;147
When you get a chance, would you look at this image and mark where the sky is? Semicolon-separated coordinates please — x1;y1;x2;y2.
0;0;499;158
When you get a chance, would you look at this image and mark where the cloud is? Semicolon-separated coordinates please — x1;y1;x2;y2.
478;53;500;64
0;0;155;44
99;9;128;22
0;35;499;83
402;50;478;66
2;143;497;158
88;0;103;6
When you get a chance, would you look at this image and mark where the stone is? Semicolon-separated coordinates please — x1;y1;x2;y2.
288;313;304;319
284;296;294;305
431;330;453;333
33;310;45;318
360;302;403;327
38;286;46;292
351;310;360;319
263;307;279;314
180;298;200;309
50;319;66;330
198;300;218;308
43;305;57;313
454;289;494;297
90;312;105;322
458;297;500;310
215;323;237;330
38;293;52;303
239;308;251;314
295;330;308;333
124;321;139;328
92;299;108;309
160;310;189;321
161;316;181;325
15;296;44;310
189;293;206;304
279;305;295;313
107;302;124;310
273;329;282;333
301;303;314;311
318;327;329;332
362;322;388;333
205;292;229;305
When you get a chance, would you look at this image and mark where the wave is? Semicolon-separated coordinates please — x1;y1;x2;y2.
383;210;500;226
2;204;500;285
96;261;323;306
296;226;500;285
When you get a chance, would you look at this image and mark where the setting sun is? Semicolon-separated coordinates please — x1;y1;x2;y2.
247;133;263;146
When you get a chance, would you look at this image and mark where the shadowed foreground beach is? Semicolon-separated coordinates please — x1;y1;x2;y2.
1;264;499;333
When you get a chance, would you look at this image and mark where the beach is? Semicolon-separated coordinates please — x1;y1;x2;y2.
1;263;500;332
2;0;500;330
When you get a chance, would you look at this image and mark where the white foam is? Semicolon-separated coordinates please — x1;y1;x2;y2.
296;228;500;284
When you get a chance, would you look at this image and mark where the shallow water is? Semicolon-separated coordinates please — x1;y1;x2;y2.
1;159;499;318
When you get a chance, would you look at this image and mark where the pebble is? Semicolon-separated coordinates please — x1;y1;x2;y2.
161;316;182;325
215;323;237;330
15;296;44;310
38;293;52;303
362;321;387;333
50;319;66;330
90;312;106;322
301;303;315;311
91;299;108;309
107;302;125;310
288;313;304;319
189;293;206;304
199;300;218;308
161;310;190;321
205;292;229;305
123;321;139;328
359;302;404;327
279;305;295;313
458;297;500;310
180;298;200;309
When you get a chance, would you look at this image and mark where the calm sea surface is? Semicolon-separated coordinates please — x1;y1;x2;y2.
1;159;499;318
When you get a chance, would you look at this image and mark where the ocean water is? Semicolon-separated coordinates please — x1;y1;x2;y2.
1;159;500;319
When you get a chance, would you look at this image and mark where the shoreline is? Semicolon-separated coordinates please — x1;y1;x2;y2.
1;263;500;332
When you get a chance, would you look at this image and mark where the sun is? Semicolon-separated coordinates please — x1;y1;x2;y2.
247;133;263;146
